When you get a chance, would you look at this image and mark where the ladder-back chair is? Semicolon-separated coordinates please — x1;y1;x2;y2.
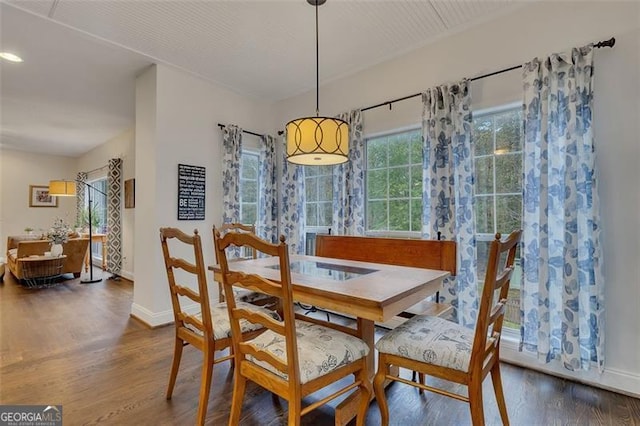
373;230;522;426
160;227;279;426
214;230;373;426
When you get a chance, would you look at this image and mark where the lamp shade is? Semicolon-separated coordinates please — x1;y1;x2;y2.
49;180;77;196
286;116;349;165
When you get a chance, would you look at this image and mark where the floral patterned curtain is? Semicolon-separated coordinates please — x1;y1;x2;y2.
520;45;604;372
280;137;306;254
221;125;242;258
258;135;278;243
421;79;478;327
332;109;365;235
222;125;242;225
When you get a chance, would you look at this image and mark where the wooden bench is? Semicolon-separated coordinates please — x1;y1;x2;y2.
315;234;456;318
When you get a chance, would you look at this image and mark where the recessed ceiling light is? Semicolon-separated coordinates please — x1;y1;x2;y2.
0;52;23;63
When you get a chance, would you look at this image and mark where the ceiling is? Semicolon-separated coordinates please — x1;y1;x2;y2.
1;0;518;157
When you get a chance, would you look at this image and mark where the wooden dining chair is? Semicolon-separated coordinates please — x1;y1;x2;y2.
373;230;522;426
214;223;279;310
160;227;280;426
213;230;373;426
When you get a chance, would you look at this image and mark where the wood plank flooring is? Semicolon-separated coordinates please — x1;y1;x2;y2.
1;270;638;425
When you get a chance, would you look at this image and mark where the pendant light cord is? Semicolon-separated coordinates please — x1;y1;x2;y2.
315;1;319;117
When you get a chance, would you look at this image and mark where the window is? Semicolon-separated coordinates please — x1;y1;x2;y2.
305;166;333;228
473;106;523;328
86;178;108;233
85;178;108;261
303;166;333;254
365;129;422;235
239;151;259;225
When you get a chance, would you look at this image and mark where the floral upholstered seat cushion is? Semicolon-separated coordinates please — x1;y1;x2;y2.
186;301;281;340
246;319;370;384
375;315;473;372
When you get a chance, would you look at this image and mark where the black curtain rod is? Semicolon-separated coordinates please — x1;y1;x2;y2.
361;37;615;113
217;123;263;138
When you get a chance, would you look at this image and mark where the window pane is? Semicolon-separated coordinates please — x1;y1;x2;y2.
475;196;494;234
476;240;491;279
411;198;422;232
319;202;332;227
367;139;387;169
389;200;410;231
318;176;333;201
367;169;387;199
475;157;494;195
410;165;422;198
410;133;422;164
241;204;257;225
305;166;318;177
495;111;522;153
305;177;318;202
241;154;258;179
241;180;257;202
496;195;522;234
388;167;410;198
389;135;410;166
473;117;493;156
367;201;387;231
306;203;317;227
495;153;522;194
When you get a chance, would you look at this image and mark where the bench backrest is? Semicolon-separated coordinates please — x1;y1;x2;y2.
315;235;456;276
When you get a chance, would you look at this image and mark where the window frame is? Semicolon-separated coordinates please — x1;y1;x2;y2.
364;125;423;238
472;102;523;330
239;149;260;226
472;102;522;244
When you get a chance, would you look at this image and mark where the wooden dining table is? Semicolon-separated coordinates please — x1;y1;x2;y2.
210;254;449;425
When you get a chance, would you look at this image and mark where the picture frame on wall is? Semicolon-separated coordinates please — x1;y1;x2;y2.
124;178;135;208
29;185;58;208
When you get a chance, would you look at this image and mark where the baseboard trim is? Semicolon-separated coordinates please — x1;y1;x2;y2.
500;338;640;398
130;302;199;328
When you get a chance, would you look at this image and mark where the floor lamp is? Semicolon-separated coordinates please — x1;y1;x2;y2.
49;179;107;284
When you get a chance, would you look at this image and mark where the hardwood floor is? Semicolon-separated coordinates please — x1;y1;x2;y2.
1;270;638;425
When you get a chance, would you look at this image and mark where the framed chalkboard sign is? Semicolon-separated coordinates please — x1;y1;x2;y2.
177;164;206;220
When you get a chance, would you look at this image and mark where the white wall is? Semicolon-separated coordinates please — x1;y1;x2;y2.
131;63;274;326
274;1;640;395
0;149;77;252
77;128;135;279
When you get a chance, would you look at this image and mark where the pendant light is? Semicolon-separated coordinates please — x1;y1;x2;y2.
286;0;349;165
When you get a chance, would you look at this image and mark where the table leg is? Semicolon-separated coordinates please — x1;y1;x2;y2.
334;317;399;426
84;247;89;273
101;236;107;270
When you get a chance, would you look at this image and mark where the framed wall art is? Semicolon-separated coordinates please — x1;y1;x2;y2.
29;185;58;207
124;178;135;208
177;164;205;220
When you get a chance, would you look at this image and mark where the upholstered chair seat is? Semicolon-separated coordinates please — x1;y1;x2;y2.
187;301;281;340
247;319;369;384
376;315;473;372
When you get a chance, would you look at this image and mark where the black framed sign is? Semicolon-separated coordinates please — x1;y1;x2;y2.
177;164;206;220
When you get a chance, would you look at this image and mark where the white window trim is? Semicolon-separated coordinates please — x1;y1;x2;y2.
364;128;422;234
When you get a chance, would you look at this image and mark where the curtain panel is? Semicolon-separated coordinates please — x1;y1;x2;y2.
280;137;306;254
258;135;278;243
221;125;243;258
222;125;243;225
421;79;478;327
520;45;604;372
107;158;123;275
76;172;88;227
332;109;365;236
